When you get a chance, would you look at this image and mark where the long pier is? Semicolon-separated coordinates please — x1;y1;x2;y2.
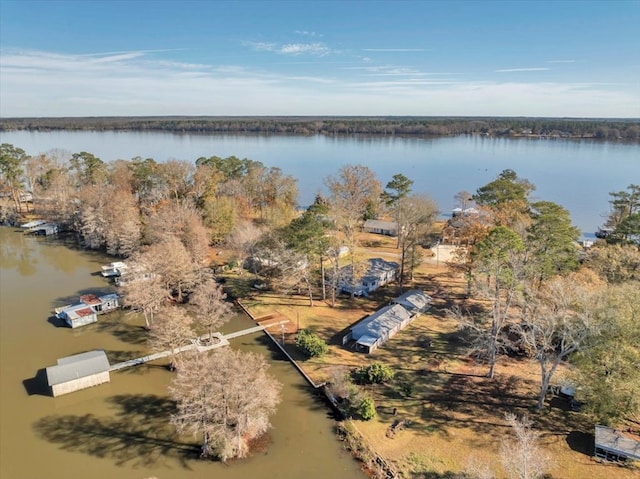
109;322;286;372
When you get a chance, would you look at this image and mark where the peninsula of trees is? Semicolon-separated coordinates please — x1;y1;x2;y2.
1;116;639;141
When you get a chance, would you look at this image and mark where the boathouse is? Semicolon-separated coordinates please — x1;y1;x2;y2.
46;350;111;397
101;261;128;278
594;425;640;462
55;293;120;328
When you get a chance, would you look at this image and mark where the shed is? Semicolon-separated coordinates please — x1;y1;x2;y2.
346;303;413;353
392;289;432;315
46;350;111;397
363;219;398;236
594;425;640;462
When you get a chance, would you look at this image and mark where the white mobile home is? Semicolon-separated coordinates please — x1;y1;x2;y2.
338;257;399;296
344;303;413;353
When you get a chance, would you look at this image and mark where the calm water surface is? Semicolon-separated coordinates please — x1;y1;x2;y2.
0;227;364;479
1;130;639;232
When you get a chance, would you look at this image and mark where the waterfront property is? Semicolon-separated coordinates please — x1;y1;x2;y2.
20;219;58;236
100;261;128;278
594;425;640;462
343;289;431;353
363;219;398;236
343;303;413;353
54;293;120;328
337;257;399;296
45;350;111;397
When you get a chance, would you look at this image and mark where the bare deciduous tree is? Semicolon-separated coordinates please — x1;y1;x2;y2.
500;413;552;479
148;305;194;370
517;275;600;410
169;348;282;461
189;275;234;341
120;273;168;328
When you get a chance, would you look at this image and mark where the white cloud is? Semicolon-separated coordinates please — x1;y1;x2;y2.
546;59;577;64
1;49;638;118
495;67;551;73
361;48;429;52
294;30;322;37
280;43;329;55
245;41;330;56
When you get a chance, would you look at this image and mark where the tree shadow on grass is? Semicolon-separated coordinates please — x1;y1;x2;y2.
33;393;199;468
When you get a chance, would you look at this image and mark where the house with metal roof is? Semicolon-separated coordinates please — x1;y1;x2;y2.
54;293;120;328
46;350;111;397
344;303;413;353
391;289;432;315
363;219;398;236
595;425;640;462
337;257;399;296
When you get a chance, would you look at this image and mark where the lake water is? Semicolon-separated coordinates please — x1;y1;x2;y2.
1;130;639;233
0;227;364;479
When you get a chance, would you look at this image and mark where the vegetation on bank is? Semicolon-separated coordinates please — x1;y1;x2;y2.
1;116;640;141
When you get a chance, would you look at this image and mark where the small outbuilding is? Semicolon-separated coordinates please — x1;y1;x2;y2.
594;425;640;462
46;350;111;397
363;219;398;236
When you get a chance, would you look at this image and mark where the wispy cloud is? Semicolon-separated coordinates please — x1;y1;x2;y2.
1;49;638;118
294;30;322;37
245;41;330;56
546;59;576;64
495;67;551;73
361;48;429;52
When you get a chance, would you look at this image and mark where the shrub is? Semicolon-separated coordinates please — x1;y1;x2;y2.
358;397;377;420
352;363;395;384
295;328;328;358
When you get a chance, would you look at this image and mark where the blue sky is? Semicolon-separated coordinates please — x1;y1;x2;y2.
1;0;639;117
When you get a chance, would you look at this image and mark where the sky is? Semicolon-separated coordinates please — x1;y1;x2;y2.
1;0;639;118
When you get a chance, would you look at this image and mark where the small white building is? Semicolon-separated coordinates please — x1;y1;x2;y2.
363;219;398;236
101;261;128;278
46;350;111;397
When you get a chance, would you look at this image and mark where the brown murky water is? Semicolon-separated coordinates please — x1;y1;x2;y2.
0;227;364;479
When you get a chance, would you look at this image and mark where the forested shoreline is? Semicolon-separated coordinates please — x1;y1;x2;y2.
1;116;639;141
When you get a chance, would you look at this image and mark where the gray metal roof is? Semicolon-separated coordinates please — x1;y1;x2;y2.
364;219;398;231
392;289;432;313
595;425;640;460
352;303;411;342
46;350;110;386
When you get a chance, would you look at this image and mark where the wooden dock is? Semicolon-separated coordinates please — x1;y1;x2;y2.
108;322;286;372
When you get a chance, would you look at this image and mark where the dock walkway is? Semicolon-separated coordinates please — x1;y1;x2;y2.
108;322;286;372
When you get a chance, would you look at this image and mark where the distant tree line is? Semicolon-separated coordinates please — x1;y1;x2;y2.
1;116;639;141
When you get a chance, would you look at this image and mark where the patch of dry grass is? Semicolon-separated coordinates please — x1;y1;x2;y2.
234;235;639;479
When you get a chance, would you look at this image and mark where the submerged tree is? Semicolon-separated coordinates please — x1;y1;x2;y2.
189;275;234;341
169;348;282;461
148;305;195;370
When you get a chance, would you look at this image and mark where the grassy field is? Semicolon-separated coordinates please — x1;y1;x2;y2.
226;232;639;479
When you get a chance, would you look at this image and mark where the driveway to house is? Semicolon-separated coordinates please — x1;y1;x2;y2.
356;244;460;265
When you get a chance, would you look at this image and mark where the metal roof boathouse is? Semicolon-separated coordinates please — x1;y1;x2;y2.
46;350;111;397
